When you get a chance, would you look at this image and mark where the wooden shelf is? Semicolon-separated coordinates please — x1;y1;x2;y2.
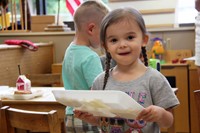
140;8;175;15
161;64;190;133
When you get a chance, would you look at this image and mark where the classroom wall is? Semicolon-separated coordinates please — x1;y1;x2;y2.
0;27;195;63
108;0;178;27
61;0;178;28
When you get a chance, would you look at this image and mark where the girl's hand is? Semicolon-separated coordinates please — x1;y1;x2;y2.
136;105;173;128
73;110;100;126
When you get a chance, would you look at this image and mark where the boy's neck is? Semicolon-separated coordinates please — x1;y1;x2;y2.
73;33;90;47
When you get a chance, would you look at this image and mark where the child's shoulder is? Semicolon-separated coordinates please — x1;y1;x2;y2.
96;71;106;79
146;67;165;78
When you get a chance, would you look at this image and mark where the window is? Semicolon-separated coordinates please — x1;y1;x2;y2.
1;0;109;30
46;0;72;23
35;0;109;22
4;0;196;30
28;0;72;22
177;0;197;24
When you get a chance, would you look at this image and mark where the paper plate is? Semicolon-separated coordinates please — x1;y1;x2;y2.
52;90;144;119
1;89;44;100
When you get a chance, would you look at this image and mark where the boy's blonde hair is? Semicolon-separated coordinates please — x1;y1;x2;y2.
73;0;110;31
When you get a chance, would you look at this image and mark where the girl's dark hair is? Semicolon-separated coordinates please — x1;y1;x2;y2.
142;46;148;67
100;7;148;90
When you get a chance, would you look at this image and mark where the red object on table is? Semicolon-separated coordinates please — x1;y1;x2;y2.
172;58;179;64
4;40;38;51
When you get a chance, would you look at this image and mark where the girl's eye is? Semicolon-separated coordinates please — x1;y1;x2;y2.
127;36;134;40
110;38;117;43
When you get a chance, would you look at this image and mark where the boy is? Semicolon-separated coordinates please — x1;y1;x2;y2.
62;0;110;132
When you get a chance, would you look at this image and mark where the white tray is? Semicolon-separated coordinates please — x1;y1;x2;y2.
52;90;144;119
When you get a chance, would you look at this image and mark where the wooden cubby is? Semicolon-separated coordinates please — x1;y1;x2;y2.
161;64;190;133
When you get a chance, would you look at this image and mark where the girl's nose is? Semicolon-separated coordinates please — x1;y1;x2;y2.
119;40;128;48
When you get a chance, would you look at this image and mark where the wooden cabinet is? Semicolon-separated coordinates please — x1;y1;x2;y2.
161;64;190;133
52;63;62;74
52;63;63;86
0;42;54;87
189;68;200;133
161;63;200;133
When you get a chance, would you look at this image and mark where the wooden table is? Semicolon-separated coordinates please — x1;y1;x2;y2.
0;87;66;133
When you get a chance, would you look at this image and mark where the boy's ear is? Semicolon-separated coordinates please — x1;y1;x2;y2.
87;23;95;35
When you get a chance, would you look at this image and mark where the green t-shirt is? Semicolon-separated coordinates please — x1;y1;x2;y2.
62;43;103;114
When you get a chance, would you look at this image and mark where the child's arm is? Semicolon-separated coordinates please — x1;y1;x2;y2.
73;110;100;126
136;105;173;128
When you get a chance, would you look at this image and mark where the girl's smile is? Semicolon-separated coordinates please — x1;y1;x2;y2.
118;51;131;56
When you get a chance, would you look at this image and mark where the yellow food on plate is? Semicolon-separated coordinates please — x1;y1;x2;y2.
14;90;32;94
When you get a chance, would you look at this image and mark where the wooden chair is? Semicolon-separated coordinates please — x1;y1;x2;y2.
194;90;200;125
26;73;62;87
1;106;61;133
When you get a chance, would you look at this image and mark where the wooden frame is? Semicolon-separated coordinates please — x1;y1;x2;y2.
26;73;62;87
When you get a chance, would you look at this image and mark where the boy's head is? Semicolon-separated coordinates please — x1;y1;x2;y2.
73;0;110;48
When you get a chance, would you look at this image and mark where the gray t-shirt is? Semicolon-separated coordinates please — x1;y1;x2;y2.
92;67;179;133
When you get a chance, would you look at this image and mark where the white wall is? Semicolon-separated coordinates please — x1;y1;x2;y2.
107;0;178;27
108;0;177;10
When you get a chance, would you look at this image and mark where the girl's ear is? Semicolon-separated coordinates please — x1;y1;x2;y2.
142;35;149;46
87;23;95;35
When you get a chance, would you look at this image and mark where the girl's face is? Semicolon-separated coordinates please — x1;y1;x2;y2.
105;20;148;66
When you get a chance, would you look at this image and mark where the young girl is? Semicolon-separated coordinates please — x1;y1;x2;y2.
74;7;179;133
